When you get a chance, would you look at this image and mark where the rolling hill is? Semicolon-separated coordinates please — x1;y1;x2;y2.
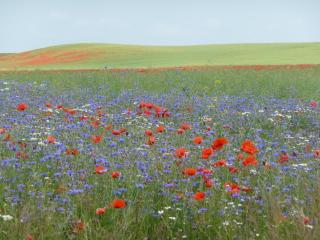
0;42;320;70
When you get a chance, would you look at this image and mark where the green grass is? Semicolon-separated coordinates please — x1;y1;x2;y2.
1;42;320;70
1;66;319;100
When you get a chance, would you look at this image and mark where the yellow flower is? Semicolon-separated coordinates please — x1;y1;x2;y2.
215;79;222;85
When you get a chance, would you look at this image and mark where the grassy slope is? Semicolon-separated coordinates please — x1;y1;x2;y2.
0;42;320;70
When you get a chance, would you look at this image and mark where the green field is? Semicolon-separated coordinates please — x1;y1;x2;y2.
0;66;319;100
1;42;320;70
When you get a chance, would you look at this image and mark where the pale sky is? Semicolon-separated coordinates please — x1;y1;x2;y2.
0;0;319;52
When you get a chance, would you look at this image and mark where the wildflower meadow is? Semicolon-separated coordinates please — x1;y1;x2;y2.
0;66;319;239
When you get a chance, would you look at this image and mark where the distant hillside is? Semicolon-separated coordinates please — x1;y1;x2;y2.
1;42;320;70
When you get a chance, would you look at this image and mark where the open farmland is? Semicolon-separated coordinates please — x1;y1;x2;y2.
1;42;320;70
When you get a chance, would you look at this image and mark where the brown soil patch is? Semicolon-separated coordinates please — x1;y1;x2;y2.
21;50;101;66
0;50;102;67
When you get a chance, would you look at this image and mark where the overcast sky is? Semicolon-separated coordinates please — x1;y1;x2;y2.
0;0;319;52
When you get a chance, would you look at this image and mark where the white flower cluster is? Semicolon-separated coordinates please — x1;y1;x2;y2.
0;214;14;221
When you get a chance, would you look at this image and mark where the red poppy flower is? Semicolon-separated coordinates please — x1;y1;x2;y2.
310;100;318;108
153;105;161;113
112;199;126;208
201;148;213;159
147;136;156;145
224;182;240;194
237;153;244;160
72;149;79;156
241;186;253;193
175;148;186;158
138;101;146;109
183;168;197;176
278;152;289;164
66;149;72;155
91;135;103;144
201;169;213;175
162;111;170;118
79;116;89;121
64;108;76;115
145;130;153;136
111;171;121;178
119;128;126;133
177;128;185;134
44;102;51;108
193;136;203;144
212;159;227;167
3;134;11;141
180;123;191;130
242;155;258;166
16;151;28;159
66;148;79;156
156;125;165;133
73;219;86;234
96;208;106;215
26;235;33;240
17;103;28;111
144;110;151;116
303;216;310;224
211;137;228;151
205;179;213;188
241;140;258;155
47;135;56;144
314;150;320;158
91;120;100;128
112;130;121;135
228;166;238;173
193;192;206;201
95;166;107;174
155;107;169;118
145;102;153;109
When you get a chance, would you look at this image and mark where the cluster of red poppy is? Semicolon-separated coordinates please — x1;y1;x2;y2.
91;127;127;144
176;123;191;134
96;199;127;215
66;148;79;156
224;182;252;195
137;101;170;118
240;140;259;166
94;166;121;180
144;126;165;145
176;137;262;199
